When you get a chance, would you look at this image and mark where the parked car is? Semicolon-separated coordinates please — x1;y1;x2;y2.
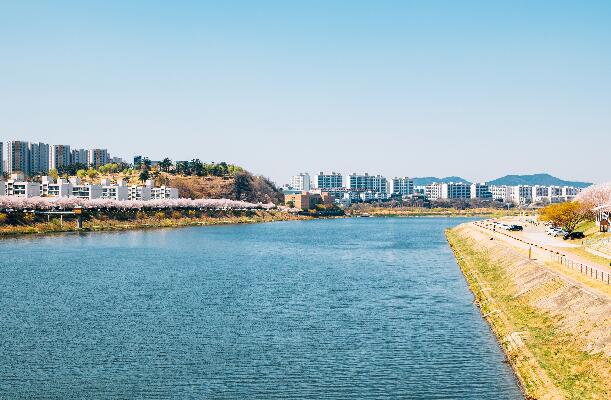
546;227;560;235
563;231;585;240
551;229;567;237
508;225;523;231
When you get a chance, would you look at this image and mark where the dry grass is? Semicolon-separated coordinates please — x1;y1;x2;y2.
447;225;611;400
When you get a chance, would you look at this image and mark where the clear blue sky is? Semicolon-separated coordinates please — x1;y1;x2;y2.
1;1;609;184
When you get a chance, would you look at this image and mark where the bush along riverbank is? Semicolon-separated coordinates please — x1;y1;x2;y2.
0;208;310;236
446;223;610;400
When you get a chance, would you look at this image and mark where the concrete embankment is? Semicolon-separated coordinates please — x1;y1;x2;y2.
446;222;610;400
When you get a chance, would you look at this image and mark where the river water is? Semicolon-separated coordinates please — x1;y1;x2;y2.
0;218;522;399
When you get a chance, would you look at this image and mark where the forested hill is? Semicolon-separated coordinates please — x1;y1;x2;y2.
487;174;591;188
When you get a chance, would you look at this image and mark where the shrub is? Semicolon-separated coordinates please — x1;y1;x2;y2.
0;213;7;225
187;210;197;218
171;210;182;219
154;211;166;220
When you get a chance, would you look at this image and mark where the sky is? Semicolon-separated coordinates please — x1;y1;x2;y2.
1;1;610;184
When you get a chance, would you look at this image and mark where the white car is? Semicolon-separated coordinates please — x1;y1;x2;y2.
546;227;559;235
551;229;567;237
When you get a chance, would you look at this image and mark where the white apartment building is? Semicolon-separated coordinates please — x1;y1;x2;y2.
510;185;532;205
50;145;71;171
314;172;343;189
290;173;311;191
101;179;129;200
490;185;511;202
470;183;492;199
5;174;41;198
151;186;179;200
348;173;389;195
424;182;471;200
128;182;153;201
390;177;414;196
88;149;109;169
425;183;443;200
0;179;5;196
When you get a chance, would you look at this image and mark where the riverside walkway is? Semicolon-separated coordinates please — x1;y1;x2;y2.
473;219;611;286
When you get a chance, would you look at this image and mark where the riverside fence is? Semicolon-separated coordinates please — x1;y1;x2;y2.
474;221;611;286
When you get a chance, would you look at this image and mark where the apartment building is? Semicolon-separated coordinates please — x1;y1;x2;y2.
88;149;109;169
5;141;30;175
50;145;71;170
128;182;153;201
425;183;443;200
489;185;511;202
71;148;89;165
348;173;389;195
314;172;343;189
510;185;532;205
290;173;311;191
151;186;179;200
470;183;492;199
0;142;3;176
5;174;40;198
390;177;414;196
441;182;471;199
101;179;129;200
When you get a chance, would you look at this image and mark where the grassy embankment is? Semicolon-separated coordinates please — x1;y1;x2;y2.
446;225;610;400
0;210;309;237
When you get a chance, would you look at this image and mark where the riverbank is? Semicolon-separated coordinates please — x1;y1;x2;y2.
349;207;520;218
446;223;610;399
0;209;312;237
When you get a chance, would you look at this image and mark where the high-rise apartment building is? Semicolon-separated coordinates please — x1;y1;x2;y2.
314;172;343;189
0;142;3;176
348;173;388;194
28;142;50;174
71;148;88;165
50;145;71;170
290;173;311;191
390;177;414;196
88;148;109;169
5;141;30;175
470;183;492;199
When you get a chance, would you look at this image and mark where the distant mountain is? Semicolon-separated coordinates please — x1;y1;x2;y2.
412;176;471;186
487;173;591;188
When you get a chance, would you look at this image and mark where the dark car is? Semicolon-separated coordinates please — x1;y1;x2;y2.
563;231;585;240
507;225;523;231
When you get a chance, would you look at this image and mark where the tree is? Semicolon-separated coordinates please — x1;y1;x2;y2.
49;169;59;180
539;202;592;233
139;169;150;183
159;158;173;173
576;182;611;208
87;169;98;179
76;169;87;178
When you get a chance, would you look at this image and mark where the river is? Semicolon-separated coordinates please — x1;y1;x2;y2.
0;217;521;399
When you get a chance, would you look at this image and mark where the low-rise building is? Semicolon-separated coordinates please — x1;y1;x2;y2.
285;191;335;210
151;186;179;200
5;176;41;198
101;179;129;200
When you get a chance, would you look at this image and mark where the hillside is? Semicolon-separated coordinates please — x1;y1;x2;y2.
163;172;283;204
488;173;591;188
